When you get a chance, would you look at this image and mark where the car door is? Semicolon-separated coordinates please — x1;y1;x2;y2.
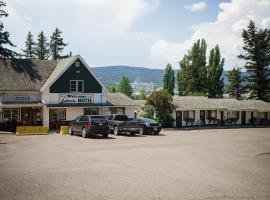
73;115;82;132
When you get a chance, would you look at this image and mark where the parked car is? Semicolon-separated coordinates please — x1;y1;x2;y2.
69;115;108;138
108;114;143;136
138;118;161;135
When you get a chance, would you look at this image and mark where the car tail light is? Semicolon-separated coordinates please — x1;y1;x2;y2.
88;121;93;128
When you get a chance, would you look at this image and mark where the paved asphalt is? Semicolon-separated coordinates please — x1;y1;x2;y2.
0;128;270;200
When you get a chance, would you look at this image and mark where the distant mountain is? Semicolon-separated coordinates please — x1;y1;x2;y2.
93;66;165;86
92;66;243;87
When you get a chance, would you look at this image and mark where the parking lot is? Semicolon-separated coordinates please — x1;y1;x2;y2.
0;128;270;200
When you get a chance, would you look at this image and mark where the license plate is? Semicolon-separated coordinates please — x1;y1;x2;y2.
99;123;103;126
154;128;157;131
130;128;136;131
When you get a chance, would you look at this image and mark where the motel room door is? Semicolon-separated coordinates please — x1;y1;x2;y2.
176;111;182;128
241;111;246;125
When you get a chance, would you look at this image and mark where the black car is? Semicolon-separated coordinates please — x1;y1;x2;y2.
139;118;161;135
69;115;108;138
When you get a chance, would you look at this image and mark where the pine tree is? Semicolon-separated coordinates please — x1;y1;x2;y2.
0;1;17;59
35;31;49;60
119;76;133;97
50;27;68;60
21;31;35;59
163;63;175;95
207;45;224;98
238;20;270;101
226;67;244;99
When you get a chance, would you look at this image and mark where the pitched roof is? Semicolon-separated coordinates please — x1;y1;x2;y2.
40;56;75;91
107;93;140;106
173;96;270;112
0;59;58;91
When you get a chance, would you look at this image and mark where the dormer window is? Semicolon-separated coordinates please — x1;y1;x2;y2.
70;80;84;93
75;61;80;68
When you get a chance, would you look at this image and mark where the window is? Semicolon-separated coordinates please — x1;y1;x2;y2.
84;108;99;115
207;110;217;119
75;61;80;68
79;116;89;122
70;80;84;93
183;110;195;120
228;111;239;120
258;112;268;119
3;109;20;122
109;107;125;115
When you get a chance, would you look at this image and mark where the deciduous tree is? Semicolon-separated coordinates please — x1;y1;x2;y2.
163;63;175;95
118;76;132;97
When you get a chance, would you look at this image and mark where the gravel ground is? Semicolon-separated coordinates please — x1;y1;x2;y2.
0;128;270;200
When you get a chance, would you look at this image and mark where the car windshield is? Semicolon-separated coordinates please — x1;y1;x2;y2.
114;115;128;121
142;118;156;123
89;116;105;119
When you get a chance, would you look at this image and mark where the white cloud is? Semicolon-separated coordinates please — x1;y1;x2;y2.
5;0;161;66
151;0;270;70
184;1;207;12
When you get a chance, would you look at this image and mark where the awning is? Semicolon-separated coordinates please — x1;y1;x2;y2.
45;103;113;107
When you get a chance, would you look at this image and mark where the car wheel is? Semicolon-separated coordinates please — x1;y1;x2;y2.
103;133;108;138
114;127;119;135
81;128;88;138
68;127;73;135
154;131;159;135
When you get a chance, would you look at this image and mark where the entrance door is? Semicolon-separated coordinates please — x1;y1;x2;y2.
176;111;182;128
21;107;31;125
250;112;254;124
200;110;205;125
241;111;246;125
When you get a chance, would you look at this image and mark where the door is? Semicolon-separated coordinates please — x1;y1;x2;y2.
251;112;254;124
200;110;205;125
21;107;32;125
241;111;246;125
176;111;182;128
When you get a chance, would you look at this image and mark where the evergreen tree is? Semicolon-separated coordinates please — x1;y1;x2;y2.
118;76;133;97
207;45;224;98
21;31;35;59
226;67;244;99
163;63;175;95
238;20;270;101
0;1;17;59
49;27;68;60
35;31;49;59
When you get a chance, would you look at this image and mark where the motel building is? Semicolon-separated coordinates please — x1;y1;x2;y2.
0;55;142;131
172;96;270;127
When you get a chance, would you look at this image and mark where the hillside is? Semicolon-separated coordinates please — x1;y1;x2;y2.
93;66;234;86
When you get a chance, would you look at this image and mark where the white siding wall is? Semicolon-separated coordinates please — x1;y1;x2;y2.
66;108;84;120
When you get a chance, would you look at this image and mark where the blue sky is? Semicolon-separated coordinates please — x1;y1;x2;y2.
5;0;270;70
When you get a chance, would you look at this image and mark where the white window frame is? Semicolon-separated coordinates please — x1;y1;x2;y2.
70;80;84;93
